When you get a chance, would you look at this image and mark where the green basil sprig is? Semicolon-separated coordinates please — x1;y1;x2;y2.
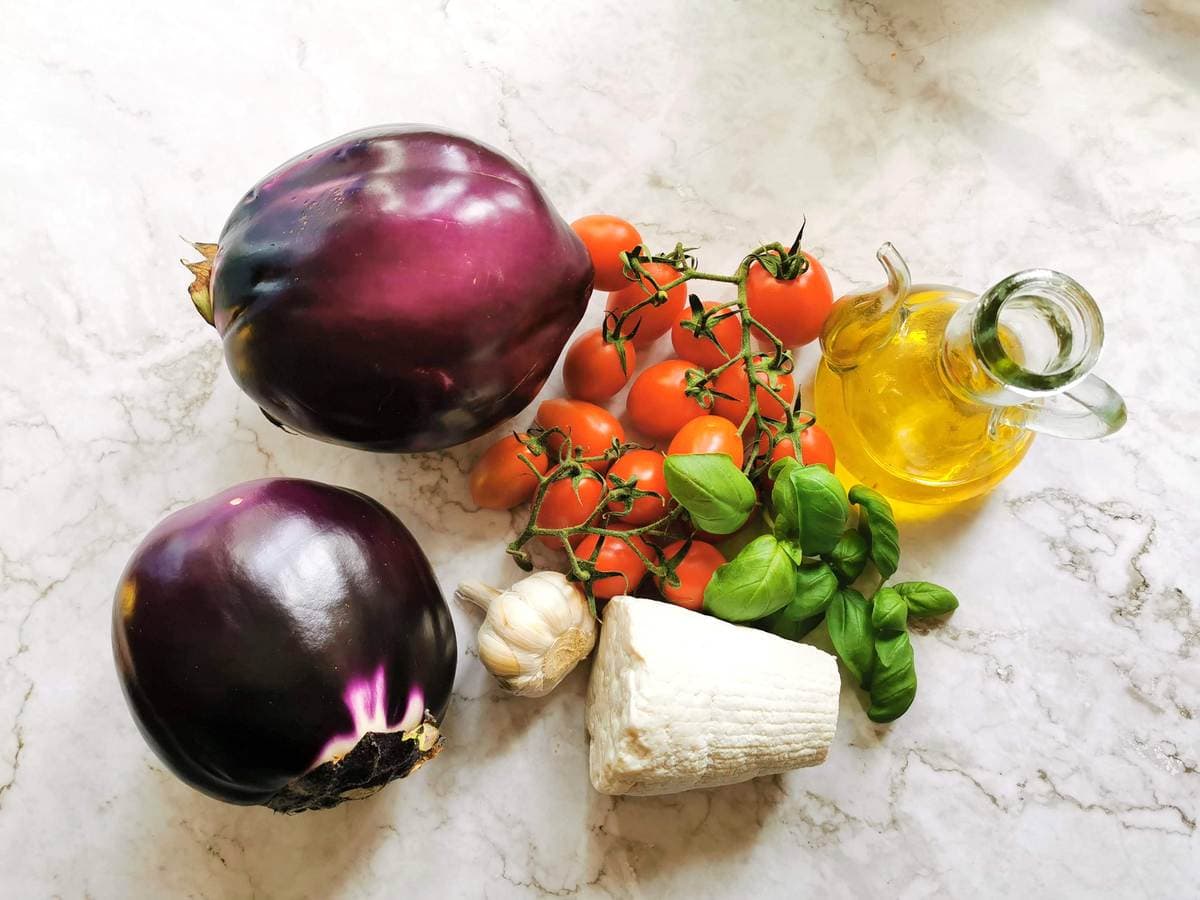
894;581;959;617
703;534;797;621
828;528;868;585
771;460;848;556
760;561;838;640
663;453;755;535
871;586;908;633
867;631;917;723
848;485;900;579
827;588;874;686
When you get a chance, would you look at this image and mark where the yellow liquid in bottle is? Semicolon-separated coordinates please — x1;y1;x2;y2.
813;293;1033;507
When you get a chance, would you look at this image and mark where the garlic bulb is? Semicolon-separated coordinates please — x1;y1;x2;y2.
456;571;596;698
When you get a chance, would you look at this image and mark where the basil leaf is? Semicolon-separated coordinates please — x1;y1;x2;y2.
768;456;800;482
664;453;755;535
826;588;874;686
871;587;907;634
894;581;959;618
868;631;917;723
780;538;806;566
770;467;802;546
703;535;797;622
828;528;868;584
760;610;824;642
784;465;849;556
849;485;900;579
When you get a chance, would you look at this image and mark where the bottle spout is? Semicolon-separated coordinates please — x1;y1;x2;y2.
819;242;912;371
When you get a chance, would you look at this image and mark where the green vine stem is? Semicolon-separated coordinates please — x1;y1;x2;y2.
506;235;820;607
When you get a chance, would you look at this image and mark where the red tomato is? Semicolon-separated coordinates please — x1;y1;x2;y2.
626;359;708;441
765;423;837;472
535;398;625;472
468;433;549;510
606;262;688;348
711;356;796;425
563;328;636;404
606;449;671;526
670;301;742;369
745;252;834;348
667;416;744;468
535;477;604;549
655;540;725;611
576;532;652;598
570;215;643;292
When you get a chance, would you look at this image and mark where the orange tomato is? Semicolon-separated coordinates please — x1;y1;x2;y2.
605;261;688;348
670;301;743;369
563;328;636;404
576;532;653;598
711;356;796;425
570;215;643;292
762;423;837;472
468;433;549;510
667;416;744;468
626;359;708;441
655;540;725;611
745;253;834;348
606;449;671;526
535;398;625;472
535;476;604;549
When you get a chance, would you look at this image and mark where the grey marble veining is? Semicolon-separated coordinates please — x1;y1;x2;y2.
2;0;1198;896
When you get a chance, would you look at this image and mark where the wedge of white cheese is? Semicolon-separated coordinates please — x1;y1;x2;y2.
586;595;839;796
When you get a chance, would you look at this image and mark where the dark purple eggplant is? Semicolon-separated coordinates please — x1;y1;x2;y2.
112;478;457;813
184;125;593;452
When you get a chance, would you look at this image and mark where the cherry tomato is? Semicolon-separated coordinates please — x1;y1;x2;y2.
535;398;625;472
745;252;834;348
570;215;643;292
670;301;742;369
764;423;837;472
626;359;708;441
606;261;688;348
468;433;549;510
535;476;604;549
711;356;796;425
606;449;671;526
655;540;725;611
576;532;653;598
563;328;636;404
667;416;744;468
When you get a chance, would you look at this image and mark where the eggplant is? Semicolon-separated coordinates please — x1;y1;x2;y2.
112;478;457;813
185;125;594;452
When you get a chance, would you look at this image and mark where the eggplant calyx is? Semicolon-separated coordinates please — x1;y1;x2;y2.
180;240;218;326
265;713;444;814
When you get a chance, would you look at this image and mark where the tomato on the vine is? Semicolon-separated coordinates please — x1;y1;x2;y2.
759;422;837;472
535;398;625;472
606;261;688;348
576;532;652;598
563;328;635;404
570;215;643;292
655;540;725;611
711;356;796;424
468;433;549;510
670;301;742;369
745;252;834;348
606;449;671;526
627;359;708;441
535;476;604;549
667;416;744;468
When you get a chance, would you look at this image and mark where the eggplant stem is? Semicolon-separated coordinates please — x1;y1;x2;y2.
456;581;501;612
181;239;218;326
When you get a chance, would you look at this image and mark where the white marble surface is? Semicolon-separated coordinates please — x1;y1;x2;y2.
2;0;1198;896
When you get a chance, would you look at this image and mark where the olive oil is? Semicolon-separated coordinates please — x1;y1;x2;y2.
813;292;1033;506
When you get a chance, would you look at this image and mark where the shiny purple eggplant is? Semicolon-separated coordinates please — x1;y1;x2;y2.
184;125;593;452
112;478;457;813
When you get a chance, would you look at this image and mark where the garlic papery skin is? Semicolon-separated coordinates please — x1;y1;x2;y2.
456;571;596;698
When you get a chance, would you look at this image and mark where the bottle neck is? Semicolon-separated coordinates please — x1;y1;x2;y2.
940;270;1104;407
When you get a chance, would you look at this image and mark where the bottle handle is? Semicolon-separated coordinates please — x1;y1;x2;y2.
1002;374;1127;439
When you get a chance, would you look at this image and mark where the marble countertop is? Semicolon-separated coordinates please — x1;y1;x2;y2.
3;1;1198;896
